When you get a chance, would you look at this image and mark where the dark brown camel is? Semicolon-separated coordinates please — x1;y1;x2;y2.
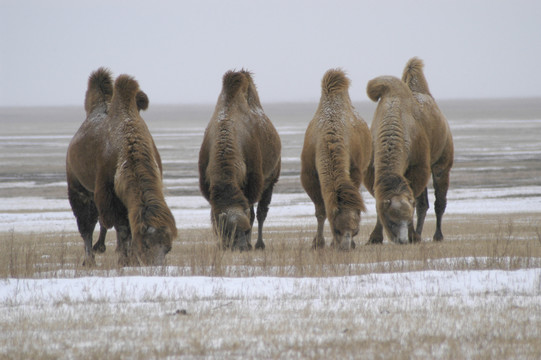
198;70;281;250
66;68;177;265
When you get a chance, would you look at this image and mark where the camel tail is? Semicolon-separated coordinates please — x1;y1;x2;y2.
85;67;113;114
321;68;350;95
402;57;431;95
222;70;249;102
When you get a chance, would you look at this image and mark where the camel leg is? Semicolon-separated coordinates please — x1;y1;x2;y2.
408;221;419;243
67;180;98;266
432;165;451;242
114;213;132;266
414;188;429;242
312;203;326;249
367;216;384;244
254;182;276;250
92;225;107;253
301;172;326;249
246;205;255;250
405;163;431;243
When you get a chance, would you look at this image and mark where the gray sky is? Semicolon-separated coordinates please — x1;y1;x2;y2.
1;0;540;107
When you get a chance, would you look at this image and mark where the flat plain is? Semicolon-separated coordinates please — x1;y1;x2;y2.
1;99;540;359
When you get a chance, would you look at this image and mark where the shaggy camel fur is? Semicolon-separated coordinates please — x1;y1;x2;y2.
67;68;177;266
364;58;454;244
301;69;372;250
199;70;281;251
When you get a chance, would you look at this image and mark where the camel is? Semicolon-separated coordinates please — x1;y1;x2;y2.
66;68;177;266
199;70;281;251
364;57;454;244
300;69;372;250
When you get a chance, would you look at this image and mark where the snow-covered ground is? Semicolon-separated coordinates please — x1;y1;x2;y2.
3;268;540;307
1;268;540;358
1;102;540;357
1;185;540;233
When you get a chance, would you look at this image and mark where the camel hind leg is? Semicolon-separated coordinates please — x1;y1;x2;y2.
432;166;451;242
414;187;429;241
67;180;98;266
431;148;452;241
254;180;277;250
244;205;255;250
92;225;107;253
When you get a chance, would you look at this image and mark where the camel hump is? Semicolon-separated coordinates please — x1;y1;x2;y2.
88;67;113;97
114;74;140;98
366;76;406;102
85;67;113;114
321;68;350;95
402;57;431;95
112;75;149;112
222;70;250;102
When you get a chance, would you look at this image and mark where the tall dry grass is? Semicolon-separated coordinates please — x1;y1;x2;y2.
2;213;540;279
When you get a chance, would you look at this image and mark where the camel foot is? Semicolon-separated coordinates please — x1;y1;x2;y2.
367;236;383;245
93;242;106;254
312;236;325;250
254;240;265;250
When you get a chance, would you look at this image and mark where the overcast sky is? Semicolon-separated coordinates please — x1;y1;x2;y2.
1;0;540;107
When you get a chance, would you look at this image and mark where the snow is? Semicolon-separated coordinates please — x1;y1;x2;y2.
2;268;539;307
0;185;539;233
2;267;539;358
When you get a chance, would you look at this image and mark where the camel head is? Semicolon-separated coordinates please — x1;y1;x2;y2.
133;225;174;266
376;174;414;244
330;208;360;250
213;206;252;251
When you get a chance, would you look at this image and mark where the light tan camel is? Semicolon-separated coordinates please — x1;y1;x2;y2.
301;69;372;250
364;58;454;244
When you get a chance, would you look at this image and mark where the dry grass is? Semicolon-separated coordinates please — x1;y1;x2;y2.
1;213;541;359
2;213;540;279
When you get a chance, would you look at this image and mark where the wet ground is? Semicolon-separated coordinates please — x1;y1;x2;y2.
0;98;540;232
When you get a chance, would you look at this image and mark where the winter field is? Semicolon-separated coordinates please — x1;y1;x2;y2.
1;99;541;358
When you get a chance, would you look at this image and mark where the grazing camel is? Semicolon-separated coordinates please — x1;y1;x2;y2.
301;69;372;250
66;68;177;266
199;70;281;251
364;57;454;244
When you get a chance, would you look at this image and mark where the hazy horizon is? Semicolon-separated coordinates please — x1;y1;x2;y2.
1;0;540;107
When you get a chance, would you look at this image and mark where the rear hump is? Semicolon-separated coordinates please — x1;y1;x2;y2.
221;70;249;103
111;74;141;112
321;68;350;95
402;57;431;95
84;67;113;115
